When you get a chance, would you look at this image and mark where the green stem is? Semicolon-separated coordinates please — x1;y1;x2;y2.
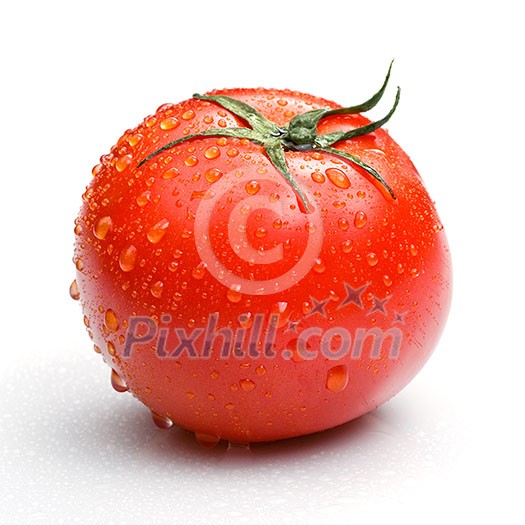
138;62;400;208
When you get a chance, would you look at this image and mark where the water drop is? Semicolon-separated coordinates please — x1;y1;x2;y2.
245;180;260;195
147;218;170;243
341;239;353;253
151;411;173;429
151;280;164;298
69;279;80;300
205;146;220;159
338;217;350;231
181;109;195;120
205;168;223;183
160;116;180;130
326;167;351;189
311;171;326;184
75;258;84;271
227;287;242;303
136;191;151;207
195;432;221;449
119;244;137;272
326;365;349;392
192;262;207;280
162;167;180;179
93;216;113;240
111;368;128;392
107;341;116;356
115;154;132;172
354;211;368;229
224;402;235;410
366;252;379;266
240;379;256;392
184;155;198;167
127;133;143;147
255;227;267;238
313;258;326;273
305;222;317;234
105;309;119;332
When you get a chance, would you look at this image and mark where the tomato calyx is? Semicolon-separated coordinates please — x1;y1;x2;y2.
138;62;400;212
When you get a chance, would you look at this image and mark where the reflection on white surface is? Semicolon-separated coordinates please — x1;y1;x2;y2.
0;352;459;524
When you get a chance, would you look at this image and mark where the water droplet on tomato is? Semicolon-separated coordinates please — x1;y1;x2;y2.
311;171;325;184
313;258;326;273
240;379;256;392
127;133;143;147
326;167;351;189
147;218;169;243
326;365;349;392
204;146;220;159
105;309;119;332
151;411;173;429
245;180;260;195
192;262;207;280
205;168;223;183
116;154;132;172
383;274;392;287
119;245;137;272
210;370;220;379
366;252;378;266
69;279;80;300
227;287;242;303
160;116;180;130
107;341;116;356
305;222;317;234
182;109;195;120
224;402;235;410
341;239;353;253
354;211;368;229
185;155;198;167
256;365;266;376
136;191;151;207
93;216;113;240
111;368;128;392
338;218;350;231
151;280;164;298
93;344;101;354
162;167;180;179
195;432;220;449
255;227;267;238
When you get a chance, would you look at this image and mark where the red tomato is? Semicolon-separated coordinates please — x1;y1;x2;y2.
72;66;451;444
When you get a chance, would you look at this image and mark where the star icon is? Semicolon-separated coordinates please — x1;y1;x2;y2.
338;282;368;310
368;295;391;316
394;311;407;325
286;319;301;333
306;296;330;318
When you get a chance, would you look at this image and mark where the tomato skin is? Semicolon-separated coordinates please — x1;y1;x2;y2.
74;88;451;443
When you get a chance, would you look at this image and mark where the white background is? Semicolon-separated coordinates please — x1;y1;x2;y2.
1;1;523;523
